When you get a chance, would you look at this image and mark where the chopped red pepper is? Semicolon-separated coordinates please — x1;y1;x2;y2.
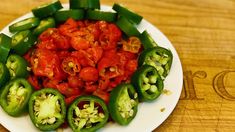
61;56;81;76
79;67;99;82
26;19;140;104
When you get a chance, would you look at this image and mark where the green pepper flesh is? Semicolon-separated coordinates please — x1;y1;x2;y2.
6;54;29;79
28;88;66;131
70;0;100;9
33;17;55;36
131;65;164;101
0;63;10;88
0;78;33;116
32;0;63;18
9;17;40;32
11;30;37;55
109;83;138;125
138;47;173;79
0;33;11;63
68;95;109;132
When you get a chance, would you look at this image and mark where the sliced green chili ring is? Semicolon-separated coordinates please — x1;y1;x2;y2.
0;62;10;88
68;95;109;132
86;10;117;22
70;0;100;9
140;30;158;49
138;47;173;79
11;30;37;55
0;33;11;63
112;3;143;24
54;9;85;22
9;17;40;32
33;17;55;36
0;78;33;117
116;16;140;37
32;0;63;18
109;83;138;125
6;54;29;79
131;65;164;101
28;88;66;131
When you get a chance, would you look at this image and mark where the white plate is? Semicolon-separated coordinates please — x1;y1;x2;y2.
0;4;183;132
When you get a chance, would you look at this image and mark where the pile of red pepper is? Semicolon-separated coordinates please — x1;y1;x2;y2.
25;18;141;104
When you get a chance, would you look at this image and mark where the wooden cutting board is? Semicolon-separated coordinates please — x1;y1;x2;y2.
0;0;235;131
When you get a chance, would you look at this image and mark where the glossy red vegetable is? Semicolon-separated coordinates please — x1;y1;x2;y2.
26;19;140;102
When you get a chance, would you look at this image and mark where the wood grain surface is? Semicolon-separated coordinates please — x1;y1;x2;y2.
1;0;235;131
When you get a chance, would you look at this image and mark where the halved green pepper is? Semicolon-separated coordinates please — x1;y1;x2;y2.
28;88;66;131
33;17;55;36
0;33;11;63
11;30;37;55
6;54;29;79
0;78;33;116
109;83;138;125
138;47;173;79
9;17;40;32
68;95;109;132
0;62;10;88
131;65;164;101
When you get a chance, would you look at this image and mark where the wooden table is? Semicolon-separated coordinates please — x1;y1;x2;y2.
1;0;235;131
